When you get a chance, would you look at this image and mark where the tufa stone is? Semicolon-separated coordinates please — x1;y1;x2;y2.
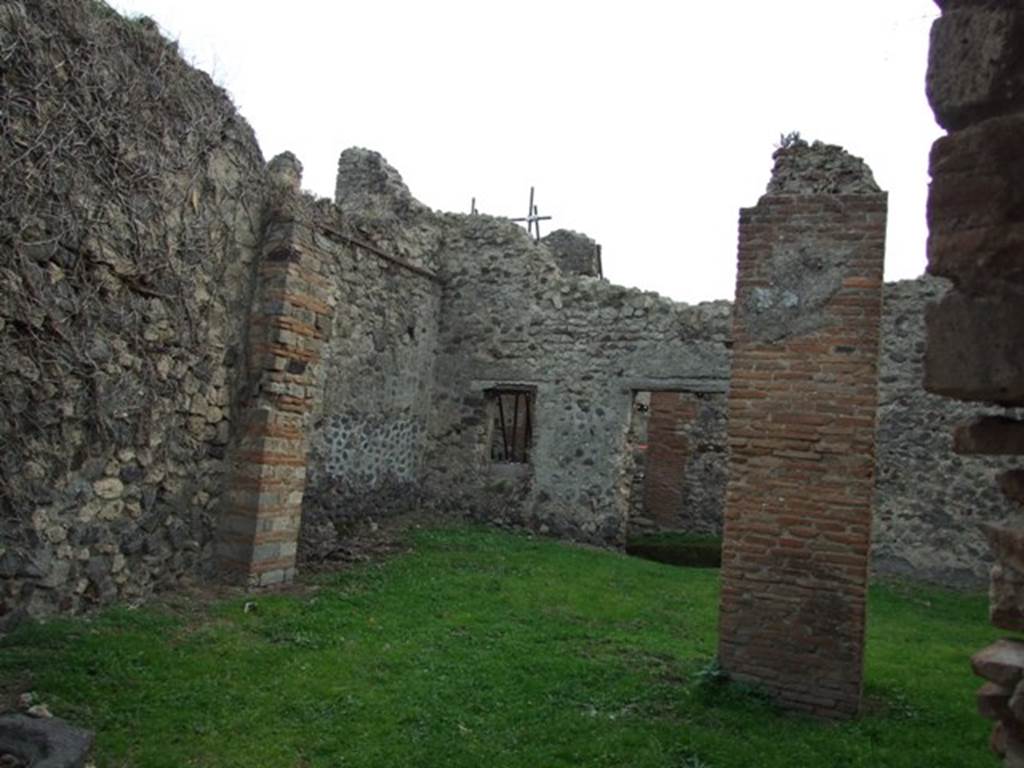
92;478;123;500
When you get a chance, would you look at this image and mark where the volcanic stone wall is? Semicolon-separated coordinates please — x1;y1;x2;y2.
874;277;1024;587
299;151;442;561
295;150;732;547
422;210;732;544
923;1;1024;763
0;0;268;621
718;140;887;718
6;0;1022;626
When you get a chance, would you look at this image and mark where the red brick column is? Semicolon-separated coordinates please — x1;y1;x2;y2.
717;142;887;718
215;155;334;587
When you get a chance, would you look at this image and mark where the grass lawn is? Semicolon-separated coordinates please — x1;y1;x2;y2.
0;525;1002;767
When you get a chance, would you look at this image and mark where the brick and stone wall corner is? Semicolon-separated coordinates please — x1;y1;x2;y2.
215;154;335;587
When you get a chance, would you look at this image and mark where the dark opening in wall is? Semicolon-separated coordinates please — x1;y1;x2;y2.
486;387;534;463
624;389;729;538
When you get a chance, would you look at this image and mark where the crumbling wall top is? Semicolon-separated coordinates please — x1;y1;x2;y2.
540;229;603;278
766;139;881;195
268;151;303;193
335;147;426;218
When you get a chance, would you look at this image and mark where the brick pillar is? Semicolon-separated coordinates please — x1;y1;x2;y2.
717;140;887;718
924;3;1024;762
644;392;697;528
215;154;334;587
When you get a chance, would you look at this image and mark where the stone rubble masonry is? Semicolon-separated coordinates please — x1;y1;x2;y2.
420;206;732;545
4;0;1022;628
718;141;887;719
1;0;267;621
926;1;1024;763
215;155;334;587
873;278;1024;587
299;152;442;560
540;230;603;278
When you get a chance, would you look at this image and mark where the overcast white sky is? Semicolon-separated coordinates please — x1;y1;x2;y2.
109;1;941;304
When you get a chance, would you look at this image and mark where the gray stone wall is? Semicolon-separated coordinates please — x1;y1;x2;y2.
2;4;1014;622
0;0;268;621
297;152;442;562
674;393;729;536
422;213;732;544
874;277;1023;586
302;219;441;526
540;230;603;277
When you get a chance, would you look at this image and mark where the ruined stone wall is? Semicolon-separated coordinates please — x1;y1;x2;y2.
620;273;1021;583
309;252;439;489
308;151;732;547
0;0;268;621
299;154;442;555
423;212;731;544
540;229;603;278
875;277;1024;587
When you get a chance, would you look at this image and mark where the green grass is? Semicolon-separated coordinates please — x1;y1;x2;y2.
0;526;1001;767
626;532;723;568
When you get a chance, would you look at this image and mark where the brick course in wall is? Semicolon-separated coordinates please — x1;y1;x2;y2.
718;142;887;718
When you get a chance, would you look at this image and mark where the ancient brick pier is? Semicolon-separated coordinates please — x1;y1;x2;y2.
717;141;887;718
214;156;334;587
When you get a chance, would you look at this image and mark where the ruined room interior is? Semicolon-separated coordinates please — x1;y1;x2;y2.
1;0;1023;765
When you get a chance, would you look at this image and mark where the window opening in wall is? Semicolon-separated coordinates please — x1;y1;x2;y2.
487;388;534;463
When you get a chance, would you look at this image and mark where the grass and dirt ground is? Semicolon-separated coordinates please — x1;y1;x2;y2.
0;524;1002;767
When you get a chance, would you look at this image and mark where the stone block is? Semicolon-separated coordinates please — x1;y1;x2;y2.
990;561;1024;632
972;639;1024;686
927;114;1024;288
0;714;94;768
924;289;1024;404
986;525;1024;573
979;680;1014;720
1013;678;1024;721
954;417;1024;455
926;4;1024;130
1001;470;1024;505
